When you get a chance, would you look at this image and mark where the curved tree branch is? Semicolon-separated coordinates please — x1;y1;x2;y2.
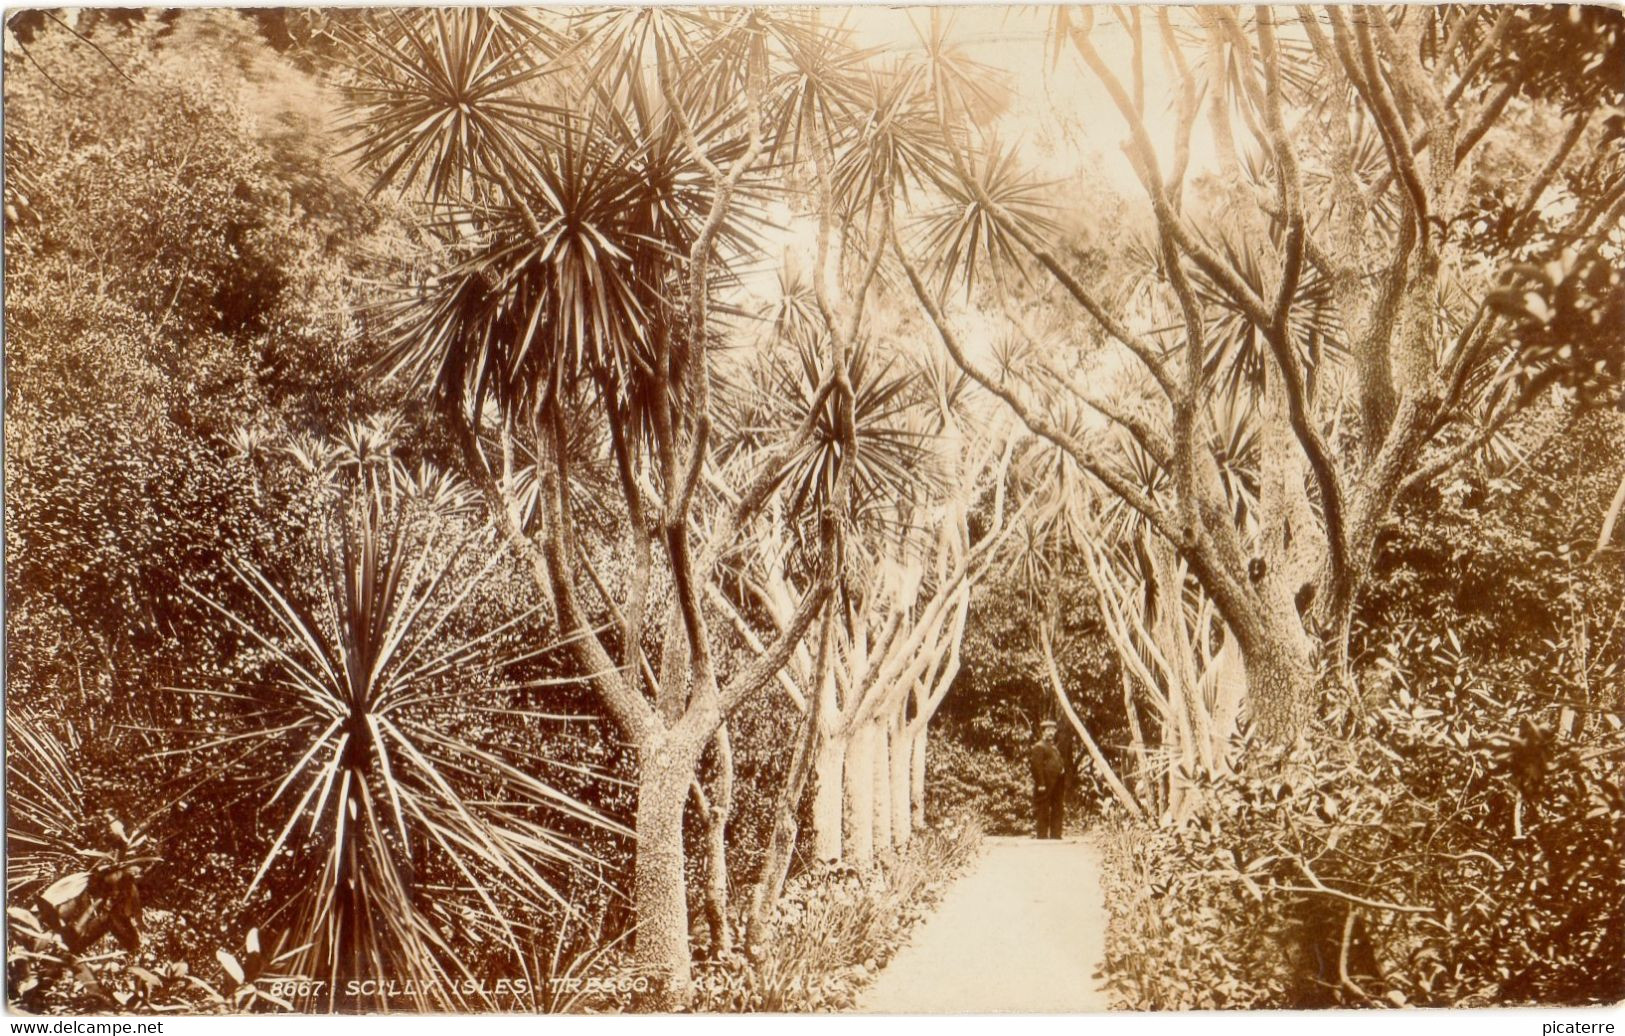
893;225;1184;547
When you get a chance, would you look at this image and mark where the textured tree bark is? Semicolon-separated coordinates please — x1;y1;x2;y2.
694;726;734;959
1239;625;1316;749
745;699;821;948
690;784;730;960
845;722;876;867
811;734;846;863
1207;638;1247;768
1120;670;1157;816
908;723;929;830
633;749;698;1010
872;718;894;851
889;709;913;844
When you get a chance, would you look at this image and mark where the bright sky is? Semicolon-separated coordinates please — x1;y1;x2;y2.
739;5;1216;391
844;5;1221;192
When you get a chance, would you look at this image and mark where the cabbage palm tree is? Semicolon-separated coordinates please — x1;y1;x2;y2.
888;6;1625;748
177;486;622;1010
339;10;891;1005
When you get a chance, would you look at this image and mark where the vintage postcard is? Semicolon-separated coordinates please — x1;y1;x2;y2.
4;3;1622;1017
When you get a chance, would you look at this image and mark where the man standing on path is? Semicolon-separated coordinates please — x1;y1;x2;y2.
1029;720;1065;839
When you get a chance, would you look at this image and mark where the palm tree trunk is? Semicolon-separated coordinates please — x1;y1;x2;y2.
1120;670;1156;815
1239;624;1316;749
888;708;912;844
746;697;822;947
909;722;929;829
845;722;876;867
872;718;894;851
633;741;702;1010
811;732;846;862
691;726;734;958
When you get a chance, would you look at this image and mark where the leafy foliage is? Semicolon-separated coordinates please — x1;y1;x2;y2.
5;714;86;895
1488;248;1624;409
1477;5;1625;109
1100;683;1624;1009
1099;409;1625;1009
923;731;1035;836
689;821;982;1012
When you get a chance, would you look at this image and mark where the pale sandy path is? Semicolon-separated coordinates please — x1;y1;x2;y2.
855;834;1111;1014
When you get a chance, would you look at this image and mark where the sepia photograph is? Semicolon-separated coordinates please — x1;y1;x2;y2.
3;2;1623;1018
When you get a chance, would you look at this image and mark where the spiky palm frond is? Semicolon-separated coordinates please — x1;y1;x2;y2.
1207;387;1262;524
832;62;955;222
917;142;1058;300
600;65;766;300
766;18;874;164
709;328;784;475
341;9;563;204
482;410;619;539
1126;220;1346;400
765;262;823;347
363;46;760;444
999;425;1106;612
792;338;928;524
733;337;935;557
374;114;672;423
5;712;84;895
1007;515;1058;609
570;6;764;117
988;326;1045;387
916;9;1010;131
336;412;403;480
282;433;346;481
911;346;978;433
223;424;277;466
1079;425;1174;546
394;460;482;520
1298;103;1404;233
1173;8;1320;135
1005;481;1081;611
174;489;626;1011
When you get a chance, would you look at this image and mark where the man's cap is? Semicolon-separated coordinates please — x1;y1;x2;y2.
1040;719;1058;729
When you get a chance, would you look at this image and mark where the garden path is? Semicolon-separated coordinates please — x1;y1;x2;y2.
855;834;1111;1013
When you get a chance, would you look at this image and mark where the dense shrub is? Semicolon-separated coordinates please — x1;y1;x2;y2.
1098;402;1625;1010
3;15;433;1011
926;714;1104;836
925;730;1034;835
1101;678;1624;1009
934;558;1131;835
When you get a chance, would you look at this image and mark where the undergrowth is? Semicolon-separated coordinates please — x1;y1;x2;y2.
689;819;983;1012
1097;685;1625;1010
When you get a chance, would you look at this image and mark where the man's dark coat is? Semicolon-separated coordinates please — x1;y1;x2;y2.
1029;737;1066;839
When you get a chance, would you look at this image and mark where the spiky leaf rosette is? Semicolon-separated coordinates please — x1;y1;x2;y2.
916;142;1059;300
772;338;935;563
348;8;767;446
341;8;563;205
173;488;626;1010
1125;221;1346;401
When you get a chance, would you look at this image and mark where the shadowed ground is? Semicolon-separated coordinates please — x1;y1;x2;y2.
855;834;1111;1014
